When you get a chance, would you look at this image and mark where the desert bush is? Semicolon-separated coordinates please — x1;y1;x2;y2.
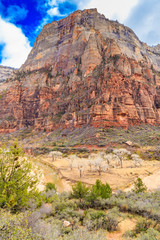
135;217;153;234
53;199;78;215
105;207;121;232
55;207;82;227
42;188;57;203
123;229;137;239
31;217;63;240
83;209;107;230
62;228;107;240
39;203;52;217
0;210;41;240
137;228;160;240
103;191;160;221
83;207;120;232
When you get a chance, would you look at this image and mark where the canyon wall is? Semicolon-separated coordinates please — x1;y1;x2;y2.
0;9;160;132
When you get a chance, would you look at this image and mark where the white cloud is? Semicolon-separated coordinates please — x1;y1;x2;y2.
79;0;139;22
47;0;65;7
0;17;31;68
47;7;65;17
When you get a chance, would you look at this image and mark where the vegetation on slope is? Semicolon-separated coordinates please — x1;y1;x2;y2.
0;142;160;239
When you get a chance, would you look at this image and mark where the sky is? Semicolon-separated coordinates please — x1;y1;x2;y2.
0;0;160;68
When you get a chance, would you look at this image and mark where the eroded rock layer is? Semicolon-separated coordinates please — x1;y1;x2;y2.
0;9;160;132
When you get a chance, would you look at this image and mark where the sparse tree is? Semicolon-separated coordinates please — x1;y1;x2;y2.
68;155;78;170
133;177;147;194
50;151;62;162
77;160;85;178
103;153;114;165
94;157;109;176
88;160;93;171
131;154;143;167
113;148;131;168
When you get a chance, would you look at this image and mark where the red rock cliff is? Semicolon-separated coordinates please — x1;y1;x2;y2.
0;8;160;132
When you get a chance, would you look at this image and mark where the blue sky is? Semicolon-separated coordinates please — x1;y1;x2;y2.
0;0;160;68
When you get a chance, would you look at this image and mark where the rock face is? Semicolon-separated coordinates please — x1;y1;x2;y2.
0;8;160;133
0;66;15;83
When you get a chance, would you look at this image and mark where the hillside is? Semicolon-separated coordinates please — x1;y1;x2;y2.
0;9;160;133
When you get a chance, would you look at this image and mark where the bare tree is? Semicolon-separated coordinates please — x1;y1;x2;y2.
88;160;93;171
131;154;143;167
94;157;109;176
49;151;62;162
76;160;86;178
113;148;131;168
103;153;114;165
68;155;78;170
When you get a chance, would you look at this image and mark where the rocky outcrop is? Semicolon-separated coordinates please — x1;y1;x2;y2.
0;66;15;83
0;9;160;132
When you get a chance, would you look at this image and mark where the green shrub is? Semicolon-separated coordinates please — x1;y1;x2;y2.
83;208;119;232
0;210;41;240
83;209;107;230
135;218;153;234
63;229;106;240
45;183;57;192
88;180;112;204
71;182;89;202
137;228;160;240
133;178;147;194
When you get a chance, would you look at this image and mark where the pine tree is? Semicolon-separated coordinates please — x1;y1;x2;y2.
0;141;40;211
89;179;112;202
133;177;147;194
71;181;89;202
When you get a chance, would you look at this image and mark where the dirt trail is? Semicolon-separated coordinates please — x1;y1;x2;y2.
107;218;136;240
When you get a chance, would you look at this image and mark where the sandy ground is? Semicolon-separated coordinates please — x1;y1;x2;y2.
107;217;136;240
34;155;160;239
37;156;160;192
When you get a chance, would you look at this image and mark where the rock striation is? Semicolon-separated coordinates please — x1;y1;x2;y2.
0;66;15;83
0;8;160;132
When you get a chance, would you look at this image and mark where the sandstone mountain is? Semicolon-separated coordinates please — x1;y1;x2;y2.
0;66;15;83
0;8;160;133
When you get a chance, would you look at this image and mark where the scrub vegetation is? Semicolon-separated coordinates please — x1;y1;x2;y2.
0;141;160;239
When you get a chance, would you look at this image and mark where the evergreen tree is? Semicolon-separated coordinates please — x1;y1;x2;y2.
133;177;147;194
71;181;89;202
0;141;40;211
89;179;112;202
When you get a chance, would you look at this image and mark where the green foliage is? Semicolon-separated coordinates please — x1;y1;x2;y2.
135;218;153;234
0;210;41;240
0;141;40;211
88;180;112;202
83;207;119;232
83;209;108;230
45;183;57;192
71;182;89;202
62;229;106;240
137;228;160;240
133;178;147;194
